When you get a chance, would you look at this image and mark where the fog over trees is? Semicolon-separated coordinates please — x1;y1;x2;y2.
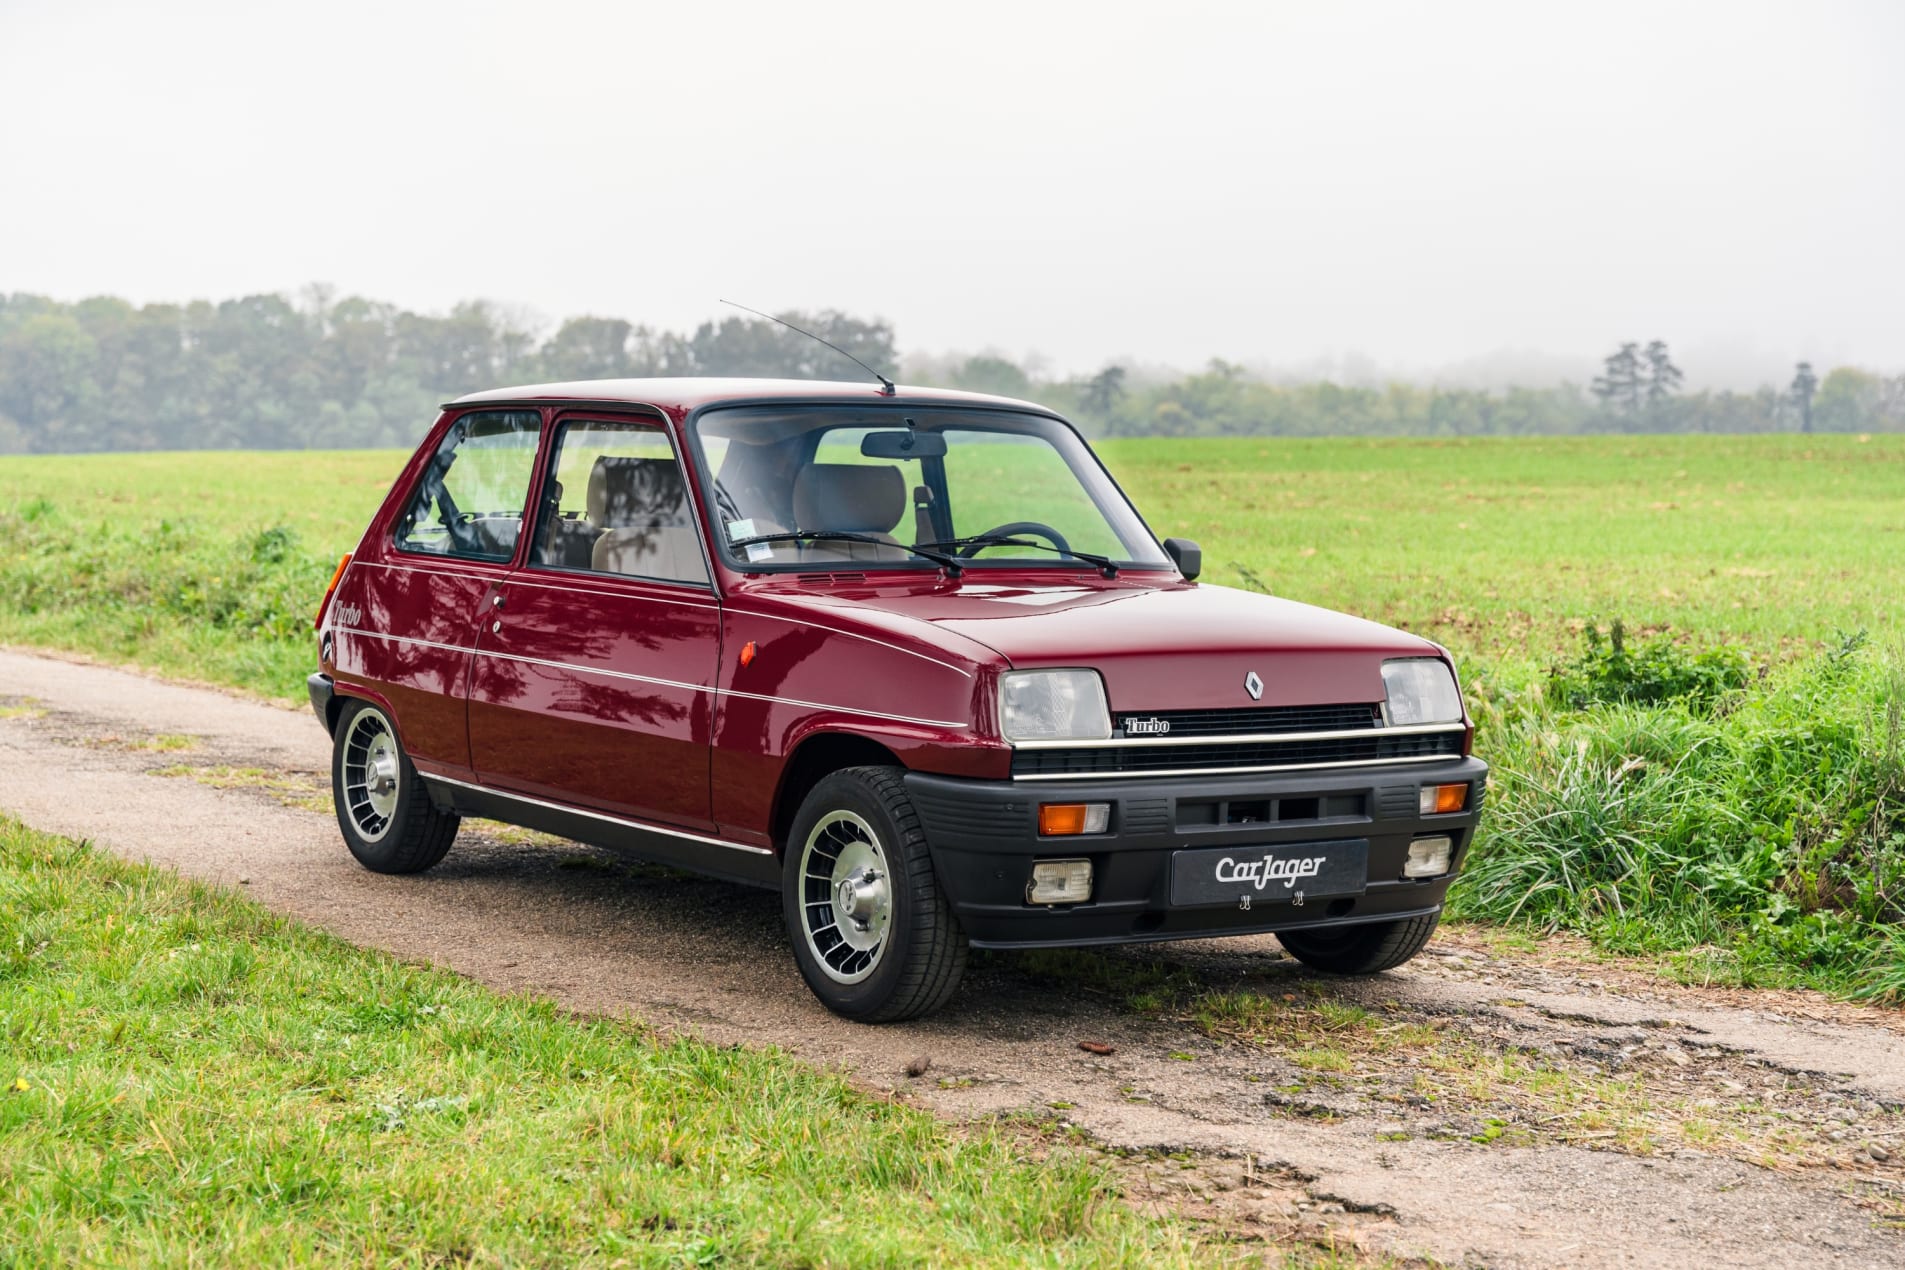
1;289;1900;454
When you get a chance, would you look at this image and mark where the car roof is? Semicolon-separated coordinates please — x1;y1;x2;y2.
444;377;1057;415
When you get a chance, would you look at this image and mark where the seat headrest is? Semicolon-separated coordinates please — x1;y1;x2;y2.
587;457;687;528
793;463;906;535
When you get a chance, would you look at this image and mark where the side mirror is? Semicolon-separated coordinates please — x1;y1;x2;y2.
1162;537;1201;581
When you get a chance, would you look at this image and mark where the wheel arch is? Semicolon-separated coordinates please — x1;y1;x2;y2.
327;683;407;748
769;731;903;855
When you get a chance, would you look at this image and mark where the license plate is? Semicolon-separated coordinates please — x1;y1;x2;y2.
1169;840;1369;908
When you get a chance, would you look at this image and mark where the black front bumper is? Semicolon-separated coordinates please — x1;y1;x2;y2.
906;756;1487;949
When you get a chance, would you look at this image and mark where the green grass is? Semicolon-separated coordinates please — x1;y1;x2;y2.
0;819;1214;1267
1112;433;1905;663
2;436;1901;698
0;438;1900;997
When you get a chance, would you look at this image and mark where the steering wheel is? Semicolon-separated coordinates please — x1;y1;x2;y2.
958;520;1072;558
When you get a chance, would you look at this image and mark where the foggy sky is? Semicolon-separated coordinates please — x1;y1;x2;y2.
3;0;1899;388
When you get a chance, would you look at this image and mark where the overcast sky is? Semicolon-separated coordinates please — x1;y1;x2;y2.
3;0;1899;387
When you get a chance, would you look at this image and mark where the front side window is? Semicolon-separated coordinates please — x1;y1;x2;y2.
689;406;1171;572
395;410;542;561
529;418;708;585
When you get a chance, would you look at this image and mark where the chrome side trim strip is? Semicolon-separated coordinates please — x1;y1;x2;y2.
1012;722;1466;751
420;773;773;856
718;687;968;730
1010;753;1459;782
339;628;962;728
334;627;474;656
476;646;711;696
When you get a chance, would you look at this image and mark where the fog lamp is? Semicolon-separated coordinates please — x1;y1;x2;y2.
1419;783;1469;815
1404;836;1454;878
1028;859;1094;905
1038;802;1111;836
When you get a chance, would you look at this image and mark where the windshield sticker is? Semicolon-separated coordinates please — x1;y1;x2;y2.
726;518;757;543
745;542;774;563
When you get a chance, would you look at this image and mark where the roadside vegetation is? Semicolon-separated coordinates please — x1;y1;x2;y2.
1455;630;1905;999
0;819;1214;1267
0;436;1900;998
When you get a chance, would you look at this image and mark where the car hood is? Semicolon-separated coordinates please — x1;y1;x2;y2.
745;576;1444;713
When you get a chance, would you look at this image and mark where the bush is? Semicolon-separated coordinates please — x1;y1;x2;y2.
1548;620;1751;711
1456;641;1905;994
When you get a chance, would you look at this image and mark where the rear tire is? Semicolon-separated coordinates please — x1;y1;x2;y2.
782;766;967;1022
331;699;458;875
1277;912;1440;975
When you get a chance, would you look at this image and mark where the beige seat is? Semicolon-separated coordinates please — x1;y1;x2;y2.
791;464;912;563
587;457;708;583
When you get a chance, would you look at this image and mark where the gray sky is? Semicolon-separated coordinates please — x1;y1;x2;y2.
3;0;1899;387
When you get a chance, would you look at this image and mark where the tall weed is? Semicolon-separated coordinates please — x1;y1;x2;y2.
1456;639;1905;994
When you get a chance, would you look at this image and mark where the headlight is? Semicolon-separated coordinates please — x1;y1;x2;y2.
1382;658;1464;725
999;669;1112;743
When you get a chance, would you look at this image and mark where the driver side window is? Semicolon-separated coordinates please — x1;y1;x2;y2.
394;410;543;561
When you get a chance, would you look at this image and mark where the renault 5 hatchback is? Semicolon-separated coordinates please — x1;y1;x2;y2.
309;378;1487;1021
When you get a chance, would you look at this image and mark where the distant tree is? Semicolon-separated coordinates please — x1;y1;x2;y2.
538;316;641;381
949;354;1032;399
1813;367;1881;432
685;310;896;383
1591;343;1643;418
1881;374;1905;428
1790;361;1819;433
0;312;100;450
1641;340;1683;411
1081;364;1127;419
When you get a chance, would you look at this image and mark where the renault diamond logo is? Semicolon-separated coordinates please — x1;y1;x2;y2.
1244;670;1264;701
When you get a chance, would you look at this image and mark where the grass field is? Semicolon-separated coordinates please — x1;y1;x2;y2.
0;819;1218;1267
0;436;1898;993
0;435;1897;700
1113;434;1905;664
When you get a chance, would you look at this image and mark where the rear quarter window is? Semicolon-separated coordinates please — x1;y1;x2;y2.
395;410;543;562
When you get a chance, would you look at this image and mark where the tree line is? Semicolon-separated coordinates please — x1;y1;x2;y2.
1;289;1899;453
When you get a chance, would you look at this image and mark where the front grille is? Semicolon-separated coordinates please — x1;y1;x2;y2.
1114;703;1379;739
1011;728;1463;779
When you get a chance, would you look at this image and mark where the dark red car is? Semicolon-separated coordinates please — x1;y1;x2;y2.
310;378;1486;1020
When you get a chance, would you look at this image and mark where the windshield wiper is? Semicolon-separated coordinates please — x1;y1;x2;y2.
917;535;1119;578
728;531;966;577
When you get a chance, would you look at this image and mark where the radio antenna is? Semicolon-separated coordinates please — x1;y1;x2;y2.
718;299;896;395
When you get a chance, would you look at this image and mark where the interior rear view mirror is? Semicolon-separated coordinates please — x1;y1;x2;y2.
860;430;947;459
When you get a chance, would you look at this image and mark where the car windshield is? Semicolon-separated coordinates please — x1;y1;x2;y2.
688;405;1173;573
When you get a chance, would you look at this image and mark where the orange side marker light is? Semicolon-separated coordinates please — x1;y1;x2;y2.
314;553;352;629
739;640;757;667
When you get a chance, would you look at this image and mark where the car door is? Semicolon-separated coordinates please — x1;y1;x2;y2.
340;408;543;775
467;412;721;831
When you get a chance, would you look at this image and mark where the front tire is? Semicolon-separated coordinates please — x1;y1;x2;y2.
331;699;458;875
782;767;967;1022
1277;912;1440;975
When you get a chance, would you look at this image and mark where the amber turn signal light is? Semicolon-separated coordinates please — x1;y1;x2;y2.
1038;803;1110;836
1418;783;1468;815
313;553;352;630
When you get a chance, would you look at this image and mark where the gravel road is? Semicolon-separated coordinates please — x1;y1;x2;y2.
2;647;1901;1267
